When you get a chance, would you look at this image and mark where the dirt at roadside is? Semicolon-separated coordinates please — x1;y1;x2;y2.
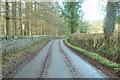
63;40;119;78
2;40;50;78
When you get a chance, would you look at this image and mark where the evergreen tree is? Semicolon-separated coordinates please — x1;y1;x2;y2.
63;2;80;34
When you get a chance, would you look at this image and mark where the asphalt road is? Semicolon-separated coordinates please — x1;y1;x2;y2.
14;39;108;78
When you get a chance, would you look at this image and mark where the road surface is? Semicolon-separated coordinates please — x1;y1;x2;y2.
14;39;108;78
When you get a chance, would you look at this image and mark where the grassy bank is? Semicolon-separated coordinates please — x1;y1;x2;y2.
2;37;58;70
65;38;120;73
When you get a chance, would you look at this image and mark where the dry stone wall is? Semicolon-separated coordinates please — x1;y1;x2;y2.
1;36;63;52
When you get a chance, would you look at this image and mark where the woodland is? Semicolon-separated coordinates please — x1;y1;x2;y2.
0;0;120;78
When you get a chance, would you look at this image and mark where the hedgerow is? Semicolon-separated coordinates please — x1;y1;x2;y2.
65;38;120;72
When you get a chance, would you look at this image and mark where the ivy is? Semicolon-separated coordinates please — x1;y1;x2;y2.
65;38;120;72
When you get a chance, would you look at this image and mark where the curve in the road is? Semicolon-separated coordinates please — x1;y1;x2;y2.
14;39;108;78
60;40;108;78
59;40;82;78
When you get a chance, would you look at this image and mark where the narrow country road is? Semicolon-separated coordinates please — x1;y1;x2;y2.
14;39;108;78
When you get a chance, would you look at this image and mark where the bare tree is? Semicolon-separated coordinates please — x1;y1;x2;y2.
12;2;17;36
5;2;10;36
18;1;23;36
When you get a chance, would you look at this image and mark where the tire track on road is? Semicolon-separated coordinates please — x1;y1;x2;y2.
59;40;82;78
39;41;54;78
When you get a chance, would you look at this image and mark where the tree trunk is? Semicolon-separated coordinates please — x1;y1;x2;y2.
71;27;74;34
25;2;30;36
31;25;33;36
24;24;27;36
12;2;15;36
0;1;1;36
103;2;118;49
5;2;10;36
116;16;120;64
18;2;23;36
27;21;29;36
12;2;17;36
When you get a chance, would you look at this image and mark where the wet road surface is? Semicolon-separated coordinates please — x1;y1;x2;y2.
14;39;108;78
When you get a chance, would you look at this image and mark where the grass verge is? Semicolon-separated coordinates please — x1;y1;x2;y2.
65;38;120;73
2;37;52;70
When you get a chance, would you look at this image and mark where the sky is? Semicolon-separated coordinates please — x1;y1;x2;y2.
59;0;107;21
81;0;107;21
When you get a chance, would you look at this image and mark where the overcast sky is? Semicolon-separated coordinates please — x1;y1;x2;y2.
81;0;107;21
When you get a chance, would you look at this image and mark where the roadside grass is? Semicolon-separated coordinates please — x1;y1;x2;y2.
2;37;55;70
65;38;120;72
